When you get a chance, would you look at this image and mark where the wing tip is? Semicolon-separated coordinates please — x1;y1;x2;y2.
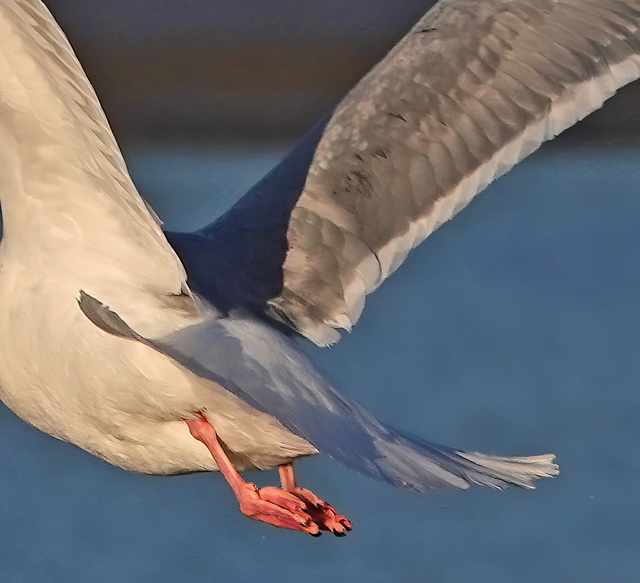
457;451;560;490
368;430;560;493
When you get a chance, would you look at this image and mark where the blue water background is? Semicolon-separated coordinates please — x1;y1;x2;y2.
0;144;639;582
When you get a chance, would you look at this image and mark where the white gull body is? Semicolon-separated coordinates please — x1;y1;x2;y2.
0;0;638;503
0;0;315;474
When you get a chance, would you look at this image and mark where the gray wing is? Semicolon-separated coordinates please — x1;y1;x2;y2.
270;0;640;345
78;291;558;491
170;0;640;346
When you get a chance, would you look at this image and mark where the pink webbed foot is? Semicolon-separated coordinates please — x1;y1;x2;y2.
236;482;321;536
278;463;352;536
287;486;352;536
186;414;350;536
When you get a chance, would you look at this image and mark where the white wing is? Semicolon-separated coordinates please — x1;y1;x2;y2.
0;0;192;335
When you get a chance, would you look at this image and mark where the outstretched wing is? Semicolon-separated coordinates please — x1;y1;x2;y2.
0;0;166;235
0;1;192;335
79;291;558;491
169;0;640;346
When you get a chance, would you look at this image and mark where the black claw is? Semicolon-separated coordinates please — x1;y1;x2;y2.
309;531;323;537
332;529;347;537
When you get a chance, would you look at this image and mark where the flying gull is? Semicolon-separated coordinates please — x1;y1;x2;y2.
0;0;638;535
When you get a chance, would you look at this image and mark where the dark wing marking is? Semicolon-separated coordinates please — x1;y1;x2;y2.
270;0;640;345
166;0;640;346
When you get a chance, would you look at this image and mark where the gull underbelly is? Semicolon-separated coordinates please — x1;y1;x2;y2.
0;277;316;474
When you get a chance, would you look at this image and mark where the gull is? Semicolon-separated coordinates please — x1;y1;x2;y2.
0;0;638;536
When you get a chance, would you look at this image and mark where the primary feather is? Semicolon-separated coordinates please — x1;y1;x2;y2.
170;0;640;346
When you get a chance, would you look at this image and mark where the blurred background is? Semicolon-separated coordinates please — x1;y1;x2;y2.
45;0;640;146
0;2;639;583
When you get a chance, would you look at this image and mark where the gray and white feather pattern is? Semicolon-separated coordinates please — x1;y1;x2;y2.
262;0;640;345
1;0;638;502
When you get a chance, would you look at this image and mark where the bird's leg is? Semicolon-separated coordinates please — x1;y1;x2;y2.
186;413;320;535
278;462;352;536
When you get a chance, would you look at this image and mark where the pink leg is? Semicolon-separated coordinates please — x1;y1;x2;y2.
186;414;320;535
278;463;352;536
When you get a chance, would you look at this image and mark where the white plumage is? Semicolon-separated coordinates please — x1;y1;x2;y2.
0;0;315;475
1;0;638;534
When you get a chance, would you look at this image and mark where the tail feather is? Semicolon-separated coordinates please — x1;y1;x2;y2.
97;310;560;494
456;451;559;490
365;429;559;492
